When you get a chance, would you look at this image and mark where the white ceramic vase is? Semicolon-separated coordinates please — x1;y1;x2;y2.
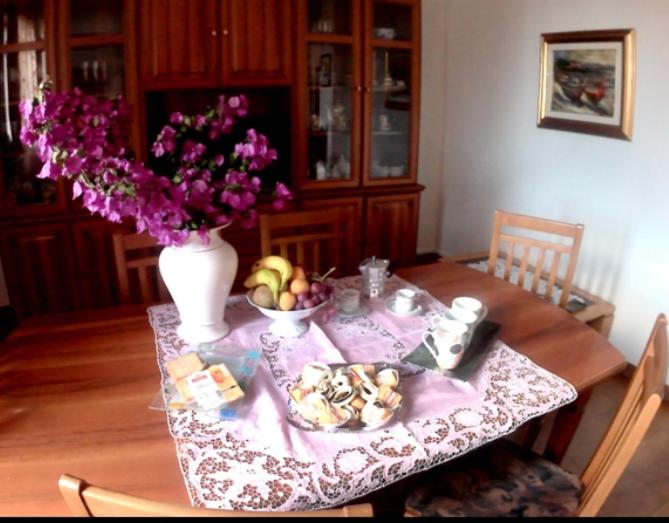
158;226;238;344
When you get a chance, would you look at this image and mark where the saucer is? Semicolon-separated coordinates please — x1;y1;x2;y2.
386;298;422;317
336;304;368;318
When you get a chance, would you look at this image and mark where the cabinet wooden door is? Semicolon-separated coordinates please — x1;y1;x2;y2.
140;0;219;89
220;0;292;85
0;223;77;317
364;192;419;267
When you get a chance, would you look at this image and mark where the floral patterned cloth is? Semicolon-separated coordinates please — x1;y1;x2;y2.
404;439;582;517
148;275;577;512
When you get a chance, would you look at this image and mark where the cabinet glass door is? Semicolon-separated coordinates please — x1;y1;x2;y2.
369;48;411;181
307;0;351;35
67;0;126;97
0;0;63;213
306;43;354;183
71;45;125;97
70;0;123;36
61;0;138;162
299;0;360;188
364;0;417;185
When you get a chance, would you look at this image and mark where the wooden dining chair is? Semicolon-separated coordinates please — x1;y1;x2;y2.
486;209;584;308
259;208;358;276
58;474;373;517
112;231;170;305
404;313;668;517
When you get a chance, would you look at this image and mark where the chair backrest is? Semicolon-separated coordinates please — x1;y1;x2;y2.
112;232;170;305
487;209;584;308
577;314;668;516
58;474;373;517
259;208;358;276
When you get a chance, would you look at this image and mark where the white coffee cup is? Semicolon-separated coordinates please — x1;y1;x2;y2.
337;288;360;313
452;297;488;323
422;318;469;370
394;288;417;314
444;306;478;330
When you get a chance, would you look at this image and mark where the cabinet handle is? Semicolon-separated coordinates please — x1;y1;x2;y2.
364;86;371;93
356;85;362;92
211;30;218;37
222;29;229;36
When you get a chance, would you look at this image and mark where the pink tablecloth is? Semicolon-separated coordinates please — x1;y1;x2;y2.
148;275;577;511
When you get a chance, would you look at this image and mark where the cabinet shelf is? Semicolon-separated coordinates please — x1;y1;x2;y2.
308;85;350;91
305;32;354;44
371;38;413;49
68;34;124;48
308;130;350;136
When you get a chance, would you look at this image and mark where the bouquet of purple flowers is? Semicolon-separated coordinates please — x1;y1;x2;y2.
19;81;291;246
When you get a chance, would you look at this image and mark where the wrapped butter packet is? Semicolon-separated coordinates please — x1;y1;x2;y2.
150;345;262;422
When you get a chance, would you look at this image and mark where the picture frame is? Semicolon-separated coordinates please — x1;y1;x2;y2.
317;53;333;87
537;29;635;140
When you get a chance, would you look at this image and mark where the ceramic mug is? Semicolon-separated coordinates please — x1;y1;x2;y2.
452;297;488;324
444;306;477;329
394;288;417;314
422;318;469;370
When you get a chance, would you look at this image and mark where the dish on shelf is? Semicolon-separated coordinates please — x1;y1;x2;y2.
287;362;402;432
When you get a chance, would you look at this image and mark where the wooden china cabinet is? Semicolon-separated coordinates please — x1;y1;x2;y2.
293;0;422;266
0;0;422;319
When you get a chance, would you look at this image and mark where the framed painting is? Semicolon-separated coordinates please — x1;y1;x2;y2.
537;29;635;140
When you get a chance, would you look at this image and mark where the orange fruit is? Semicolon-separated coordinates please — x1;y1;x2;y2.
291;265;307;281
290;278;310;294
279;291;297;311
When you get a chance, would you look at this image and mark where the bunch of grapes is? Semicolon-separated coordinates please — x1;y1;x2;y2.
294;280;334;310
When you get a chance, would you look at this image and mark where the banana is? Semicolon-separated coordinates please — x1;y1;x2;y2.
251;255;293;291
243;268;281;304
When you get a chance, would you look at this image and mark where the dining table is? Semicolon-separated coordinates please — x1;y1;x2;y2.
0;260;627;516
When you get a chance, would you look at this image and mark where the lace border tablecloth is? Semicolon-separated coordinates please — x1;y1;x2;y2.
148;275;577;511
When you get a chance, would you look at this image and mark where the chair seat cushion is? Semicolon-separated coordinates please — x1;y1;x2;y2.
405;440;582;517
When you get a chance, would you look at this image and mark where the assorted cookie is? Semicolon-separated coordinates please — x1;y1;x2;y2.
289;362;402;430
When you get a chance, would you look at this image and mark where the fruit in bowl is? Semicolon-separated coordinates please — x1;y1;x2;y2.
244;256;335;337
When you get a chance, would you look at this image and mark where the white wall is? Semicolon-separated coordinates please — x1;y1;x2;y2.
419;0;669;371
416;0;448;253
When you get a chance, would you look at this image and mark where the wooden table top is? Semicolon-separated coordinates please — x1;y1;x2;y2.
0;261;626;515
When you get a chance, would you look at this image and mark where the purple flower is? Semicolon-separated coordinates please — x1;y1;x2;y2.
19;82;285;247
181;140;207;164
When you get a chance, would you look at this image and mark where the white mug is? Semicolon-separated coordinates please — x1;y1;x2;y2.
422;318;468;370
452;297;488;323
443;306;478;330
394;288;417;313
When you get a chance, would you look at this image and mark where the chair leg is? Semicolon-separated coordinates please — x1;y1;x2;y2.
544;388;593;464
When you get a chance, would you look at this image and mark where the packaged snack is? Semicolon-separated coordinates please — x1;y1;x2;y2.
152;346;262;422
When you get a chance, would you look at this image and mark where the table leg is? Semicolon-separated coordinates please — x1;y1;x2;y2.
543;388;593;464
